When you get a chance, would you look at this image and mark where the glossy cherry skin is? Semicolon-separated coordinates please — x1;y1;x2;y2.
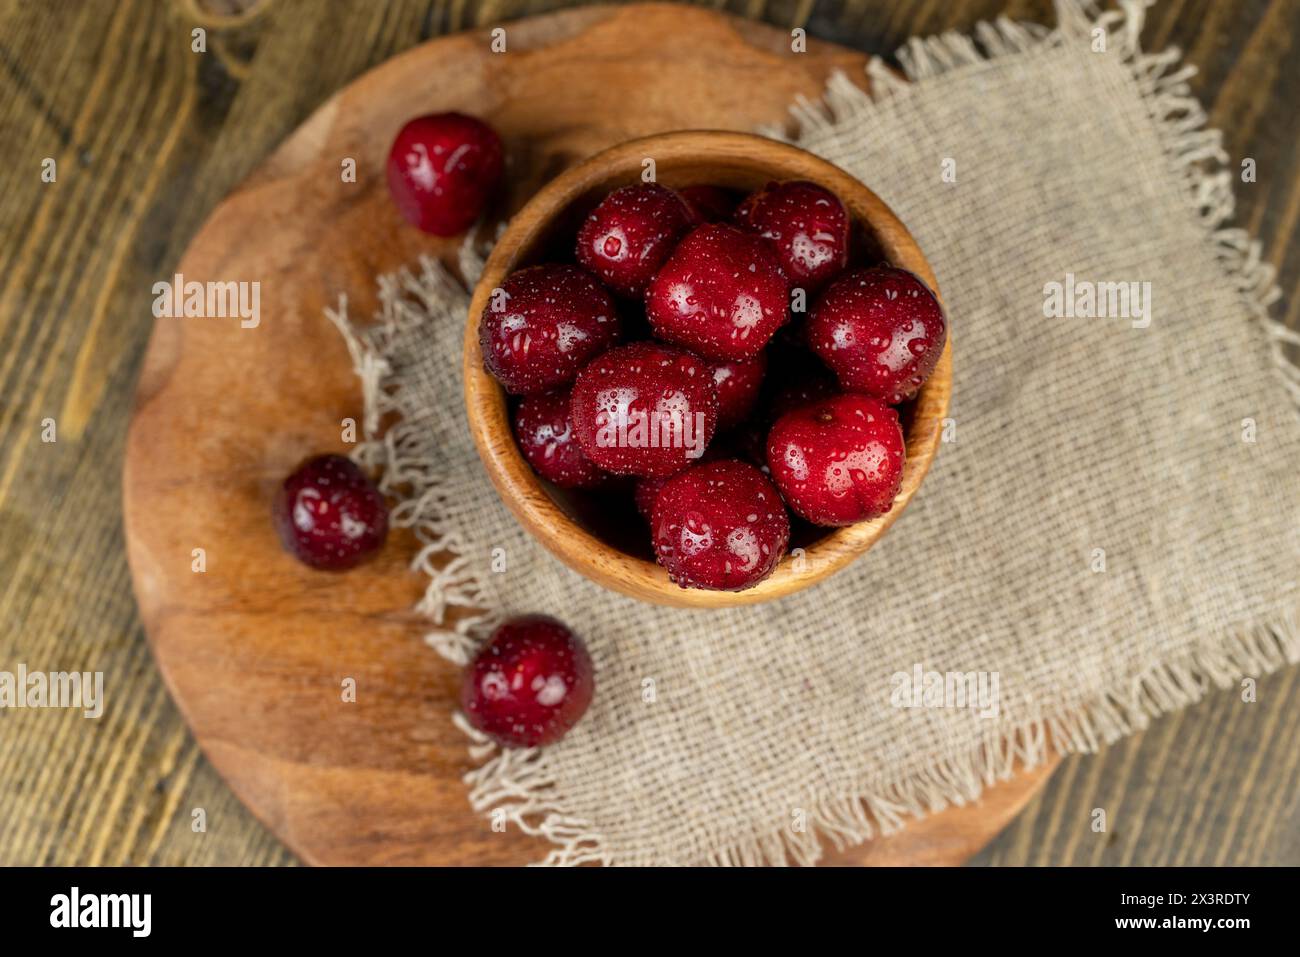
569;341;718;478
273;454;388;570
460;616;594;749
576;183;697;298
651;459;790;591
479;264;620;395
766;394;905;526
512;389;610;489
735;180;849;293
807;266;946;404
710;353;768;431
386;112;503;236
644;223;790;361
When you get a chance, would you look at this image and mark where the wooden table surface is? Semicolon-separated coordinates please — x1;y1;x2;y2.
1;0;1296;867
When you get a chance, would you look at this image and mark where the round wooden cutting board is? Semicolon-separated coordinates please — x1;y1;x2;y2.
123;3;1056;866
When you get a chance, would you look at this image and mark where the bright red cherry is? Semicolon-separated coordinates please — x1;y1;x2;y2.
386;112;503;236
766;394;905;526
460;616;594;749
644;223;790;361
651;459;790;591
735;180;850;293
569;341;718;478
576;183;696;298
807;266;946;404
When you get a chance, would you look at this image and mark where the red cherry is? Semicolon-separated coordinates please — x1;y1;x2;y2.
651;459;790;591
576;184;696;298
766;394;904;526
386;112;503;236
273;454;388;570
735;180;850;293
807;266;946;404
570;341;718;478
460;616;594;749
644;223;789;361
512;389;610;489
710;353;767;431
479;264;620;395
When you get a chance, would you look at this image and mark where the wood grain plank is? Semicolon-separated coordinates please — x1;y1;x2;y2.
974;668;1300;866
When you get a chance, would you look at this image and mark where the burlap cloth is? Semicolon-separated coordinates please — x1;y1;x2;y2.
328;0;1300;865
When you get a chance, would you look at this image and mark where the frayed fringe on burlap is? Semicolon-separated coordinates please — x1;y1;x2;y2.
328;0;1300;866
326;249;504;668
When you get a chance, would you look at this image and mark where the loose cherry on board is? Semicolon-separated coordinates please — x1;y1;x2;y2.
807;265;947;405
644;223;790;361
273;454;388;570
386;112;503;236
461;615;594;749
576;183;697;298
512;389;610;489
569;341;719;478
735;180;850;293
479;264;620;395
766;394;905;527
651;459;790;591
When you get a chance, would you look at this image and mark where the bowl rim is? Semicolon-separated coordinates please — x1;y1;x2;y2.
463;129;951;608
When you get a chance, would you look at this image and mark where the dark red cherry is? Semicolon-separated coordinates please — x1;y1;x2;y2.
273;454;388;570
460;615;594;748
386;112;503;236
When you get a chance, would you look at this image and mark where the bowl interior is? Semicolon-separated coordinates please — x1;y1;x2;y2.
465;131;949;607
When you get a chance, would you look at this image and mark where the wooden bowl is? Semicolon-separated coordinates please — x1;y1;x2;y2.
463;130;951;608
